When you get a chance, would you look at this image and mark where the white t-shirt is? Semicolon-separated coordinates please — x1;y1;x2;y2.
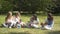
32;18;40;24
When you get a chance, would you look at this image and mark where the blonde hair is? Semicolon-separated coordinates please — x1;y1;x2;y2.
5;11;12;21
15;11;20;17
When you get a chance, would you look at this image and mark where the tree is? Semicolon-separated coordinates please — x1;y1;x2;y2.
0;0;56;14
51;0;60;14
14;0;53;13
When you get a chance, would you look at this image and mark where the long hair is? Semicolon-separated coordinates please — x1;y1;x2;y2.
47;13;53;20
15;11;20;17
5;11;12;21
33;14;37;20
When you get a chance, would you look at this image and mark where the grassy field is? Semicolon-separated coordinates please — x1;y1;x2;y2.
0;15;60;34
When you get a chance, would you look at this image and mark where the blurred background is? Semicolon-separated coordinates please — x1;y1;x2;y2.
0;0;60;15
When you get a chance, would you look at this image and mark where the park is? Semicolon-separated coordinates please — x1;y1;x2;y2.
0;0;60;34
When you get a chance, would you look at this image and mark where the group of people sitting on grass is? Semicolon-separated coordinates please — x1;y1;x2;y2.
1;11;54;30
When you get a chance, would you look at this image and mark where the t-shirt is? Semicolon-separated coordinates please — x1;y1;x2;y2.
30;18;39;24
45;18;54;26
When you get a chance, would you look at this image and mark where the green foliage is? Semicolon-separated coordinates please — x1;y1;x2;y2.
51;0;60;14
1;0;59;14
0;0;13;11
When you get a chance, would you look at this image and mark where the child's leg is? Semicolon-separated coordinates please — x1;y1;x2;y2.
9;23;13;28
8;23;11;27
20;22;27;28
31;24;39;28
25;21;32;28
3;23;8;27
44;25;51;30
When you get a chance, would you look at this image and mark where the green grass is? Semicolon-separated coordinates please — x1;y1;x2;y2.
0;15;60;34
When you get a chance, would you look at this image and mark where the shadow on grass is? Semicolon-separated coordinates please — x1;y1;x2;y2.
47;31;60;34
9;32;30;34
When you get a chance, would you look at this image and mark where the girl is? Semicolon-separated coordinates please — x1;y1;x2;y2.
2;11;13;28
13;12;25;28
27;14;39;28
41;13;54;30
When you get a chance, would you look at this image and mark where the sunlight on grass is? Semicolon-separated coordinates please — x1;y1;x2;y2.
0;15;60;34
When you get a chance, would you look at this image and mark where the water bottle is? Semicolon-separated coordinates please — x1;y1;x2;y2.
17;24;21;28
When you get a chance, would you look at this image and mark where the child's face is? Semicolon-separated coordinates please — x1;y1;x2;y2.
15;14;18;17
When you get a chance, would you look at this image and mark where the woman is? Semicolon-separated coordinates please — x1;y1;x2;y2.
2;11;13;28
41;13;54;30
27;14;39;28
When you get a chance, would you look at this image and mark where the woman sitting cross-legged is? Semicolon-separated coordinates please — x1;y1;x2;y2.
26;14;40;28
41;13;54;30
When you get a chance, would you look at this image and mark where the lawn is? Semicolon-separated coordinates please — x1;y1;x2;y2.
0;15;60;34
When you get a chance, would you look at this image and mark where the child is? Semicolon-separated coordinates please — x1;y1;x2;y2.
41;13;54;30
13;12;25;28
2;11;13;28
27;14;39;28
